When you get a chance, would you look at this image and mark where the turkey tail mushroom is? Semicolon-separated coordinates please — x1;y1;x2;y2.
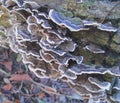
1;0;120;102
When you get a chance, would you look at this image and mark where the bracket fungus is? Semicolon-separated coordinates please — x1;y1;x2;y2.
0;0;120;102
84;43;105;54
49;9;88;32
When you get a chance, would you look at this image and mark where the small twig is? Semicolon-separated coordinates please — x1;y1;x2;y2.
19;81;23;91
67;82;83;97
0;68;11;77
30;80;60;95
101;1;120;23
30;80;82;99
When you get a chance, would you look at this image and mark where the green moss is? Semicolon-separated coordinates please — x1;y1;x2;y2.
104;73;115;82
70;17;83;25
112;32;120;44
110;42;120;53
76;47;105;65
0;5;12;28
58;0;120;20
0;20;11;28
72;30;110;46
71;29;120;67
0;31;4;36
105;56;117;66
56;7;73;17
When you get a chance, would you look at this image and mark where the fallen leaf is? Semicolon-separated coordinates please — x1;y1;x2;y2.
4;99;12;103
15;100;20;103
17;70;24;74
3;50;8;59
9;74;32;81
44;86;56;93
0;61;12;71
20;96;25;103
0;95;11;103
4;78;10;84
38;93;45;98
36;99;46;103
3;83;12;91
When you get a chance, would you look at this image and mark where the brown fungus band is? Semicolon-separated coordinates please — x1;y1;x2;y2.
0;0;120;102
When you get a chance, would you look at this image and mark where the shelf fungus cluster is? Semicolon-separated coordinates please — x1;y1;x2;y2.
0;0;120;102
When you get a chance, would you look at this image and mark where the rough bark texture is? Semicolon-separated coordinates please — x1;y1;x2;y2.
36;0;120;67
